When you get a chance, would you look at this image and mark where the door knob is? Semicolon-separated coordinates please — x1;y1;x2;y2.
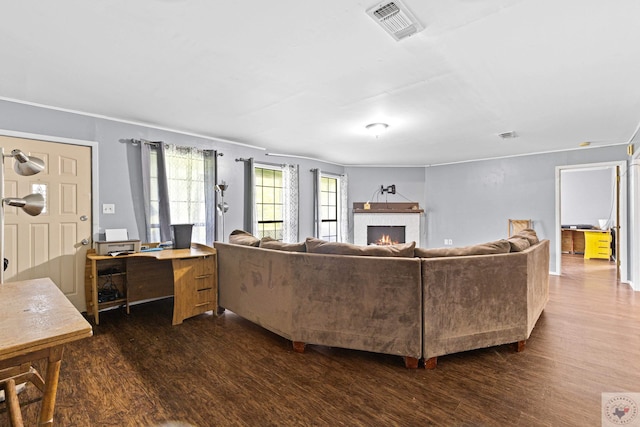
81;239;90;245
80;215;88;221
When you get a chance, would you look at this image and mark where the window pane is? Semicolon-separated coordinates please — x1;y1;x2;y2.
31;183;48;214
255;167;285;241
149;145;212;245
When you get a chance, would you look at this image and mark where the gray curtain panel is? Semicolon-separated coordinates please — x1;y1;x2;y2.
204;150;216;244
312;168;321;238
140;140;153;243
155;141;172;242
243;157;255;234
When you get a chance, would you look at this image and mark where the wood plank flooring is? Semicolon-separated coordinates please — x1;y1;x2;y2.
1;255;639;426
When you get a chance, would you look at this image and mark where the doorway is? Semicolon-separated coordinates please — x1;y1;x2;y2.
555;161;627;280
0;131;98;311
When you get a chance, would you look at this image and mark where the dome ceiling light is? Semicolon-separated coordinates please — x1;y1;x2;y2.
366;123;389;138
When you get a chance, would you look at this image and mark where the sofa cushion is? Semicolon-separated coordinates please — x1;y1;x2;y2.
414;239;511;258
259;237;306;252
515;228;539;245
305;238;415;257
229;229;260;247
507;235;531;252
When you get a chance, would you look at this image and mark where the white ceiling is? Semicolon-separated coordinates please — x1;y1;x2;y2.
2;0;640;166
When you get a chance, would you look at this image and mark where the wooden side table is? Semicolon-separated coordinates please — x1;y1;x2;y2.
0;277;93;426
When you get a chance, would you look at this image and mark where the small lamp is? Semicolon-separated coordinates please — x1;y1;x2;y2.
215;181;229;241
1;148;46;283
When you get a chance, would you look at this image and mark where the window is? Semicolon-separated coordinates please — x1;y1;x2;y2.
149;145;213;244
255;166;283;240
320;176;338;241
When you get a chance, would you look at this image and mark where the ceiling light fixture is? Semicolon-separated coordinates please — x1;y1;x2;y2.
366;123;389;138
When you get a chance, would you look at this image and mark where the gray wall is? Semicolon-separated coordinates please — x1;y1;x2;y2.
0;99;631;277
423;147;627;272
0;99;343;242
561;168;614;227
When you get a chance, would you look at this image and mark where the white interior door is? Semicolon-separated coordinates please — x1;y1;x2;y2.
1;135;92;310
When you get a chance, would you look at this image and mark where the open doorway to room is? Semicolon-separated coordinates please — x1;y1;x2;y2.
555;161;627;280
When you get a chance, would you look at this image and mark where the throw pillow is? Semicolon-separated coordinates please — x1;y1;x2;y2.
228;229;260;247
305;238;415;257
516;228;539;245
259;237;306;252
507;235;531;252
414;239;511;258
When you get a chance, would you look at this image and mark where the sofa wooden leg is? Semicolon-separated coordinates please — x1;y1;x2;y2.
424;357;437;369
292;341;306;353
404;357;419;369
516;340;526;352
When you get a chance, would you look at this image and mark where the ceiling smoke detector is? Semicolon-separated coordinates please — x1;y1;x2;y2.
366;1;424;41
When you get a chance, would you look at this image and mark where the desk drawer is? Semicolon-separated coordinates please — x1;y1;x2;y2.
196;288;214;306
584;231;612;260
195;274;214;291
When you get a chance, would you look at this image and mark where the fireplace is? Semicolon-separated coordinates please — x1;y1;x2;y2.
367;226;406;246
353;202;423;247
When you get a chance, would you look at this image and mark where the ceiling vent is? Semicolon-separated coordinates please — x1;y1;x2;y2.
366;1;424;41
498;131;518;140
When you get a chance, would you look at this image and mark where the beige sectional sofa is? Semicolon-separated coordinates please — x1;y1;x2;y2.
215;230;549;369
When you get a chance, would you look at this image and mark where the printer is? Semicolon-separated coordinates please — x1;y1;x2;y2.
95;239;141;256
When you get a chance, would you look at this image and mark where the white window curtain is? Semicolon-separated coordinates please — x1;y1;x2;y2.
282;163;299;243
339;173;349;243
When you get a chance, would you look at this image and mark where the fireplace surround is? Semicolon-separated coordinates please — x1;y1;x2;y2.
353;202;422;247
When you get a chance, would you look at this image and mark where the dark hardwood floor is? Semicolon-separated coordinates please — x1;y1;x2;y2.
2;255;639;426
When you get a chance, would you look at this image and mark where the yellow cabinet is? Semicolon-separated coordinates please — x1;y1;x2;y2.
584;231;612;260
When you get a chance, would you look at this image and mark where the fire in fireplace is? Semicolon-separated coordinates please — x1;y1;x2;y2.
367;226;406;246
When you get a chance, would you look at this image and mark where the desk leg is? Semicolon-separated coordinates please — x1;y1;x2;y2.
38;346;63;427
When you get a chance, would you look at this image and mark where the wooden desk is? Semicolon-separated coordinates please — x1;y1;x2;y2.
561;228;587;254
85;243;217;325
562;228;611;259
0;277;93;426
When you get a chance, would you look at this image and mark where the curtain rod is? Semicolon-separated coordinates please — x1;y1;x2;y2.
310;168;342;177
257;160;285;168
128;138;161;146
236;157;284;168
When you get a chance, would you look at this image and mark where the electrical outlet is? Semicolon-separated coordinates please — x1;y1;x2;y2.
444;238;453;246
103;203;115;214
